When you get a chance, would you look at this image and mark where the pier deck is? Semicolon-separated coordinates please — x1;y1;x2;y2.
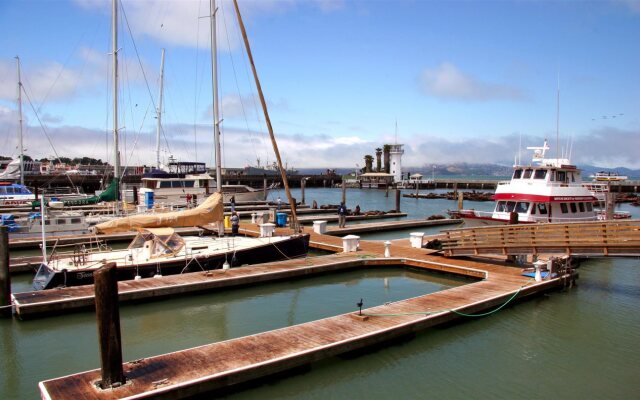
29;224;573;399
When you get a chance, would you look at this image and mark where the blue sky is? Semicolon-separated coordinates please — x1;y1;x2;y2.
0;0;638;170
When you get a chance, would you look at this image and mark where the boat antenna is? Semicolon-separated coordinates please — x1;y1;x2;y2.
210;0;223;194
156;48;165;170
232;0;299;229
112;0;121;213
556;73;560;164
15;56;25;186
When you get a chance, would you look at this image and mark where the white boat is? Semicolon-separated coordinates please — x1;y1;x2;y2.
590;171;628;182
138;161;267;207
33;227;309;290
452;140;599;226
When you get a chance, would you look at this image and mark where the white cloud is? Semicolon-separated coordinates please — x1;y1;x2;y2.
419;62;524;101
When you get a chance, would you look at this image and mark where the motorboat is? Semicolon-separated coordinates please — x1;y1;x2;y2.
590;171;628;182
138;161;269;207
0;181;35;206
451;140;599;226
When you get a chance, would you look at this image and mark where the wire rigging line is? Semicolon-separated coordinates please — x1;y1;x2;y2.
219;0;261;165
20;86;78;190
119;2;159;115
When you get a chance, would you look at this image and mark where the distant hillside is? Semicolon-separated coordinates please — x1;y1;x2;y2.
299;164;640;180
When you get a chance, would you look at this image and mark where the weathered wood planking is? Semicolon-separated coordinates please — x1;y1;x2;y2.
39;266;566;399
441;220;640;256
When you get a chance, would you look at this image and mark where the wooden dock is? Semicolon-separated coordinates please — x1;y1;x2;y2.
297;212;407;224
324;218;460;236
440;219;640;257
30;224;574;399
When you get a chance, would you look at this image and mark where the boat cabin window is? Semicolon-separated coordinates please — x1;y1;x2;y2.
56;219;66;225
495;201;506;212
578;203;585;212
71;218;82;224
534;170;547;179
506;201;516;212
570;203;577;213
44;220;51;225
160;181;172;188
556;171;566;182
515;202;530;213
5;187;14;194
586;203;593;212
523;169;533;179
513;169;523;179
570;173;576;182
537;204;548;214
560;203;568;213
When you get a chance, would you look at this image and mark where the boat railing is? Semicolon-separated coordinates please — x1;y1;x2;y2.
48;237;112;263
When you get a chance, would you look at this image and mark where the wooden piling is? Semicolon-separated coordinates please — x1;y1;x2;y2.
94;262;125;388
0;226;11;317
341;180;346;204
457;192;464;210
606;193;615;220
395;189;401;212
301;178;306;205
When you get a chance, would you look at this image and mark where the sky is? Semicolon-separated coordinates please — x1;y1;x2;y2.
0;0;638;171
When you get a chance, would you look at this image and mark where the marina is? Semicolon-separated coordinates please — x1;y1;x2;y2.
1;188;639;399
1;0;639;399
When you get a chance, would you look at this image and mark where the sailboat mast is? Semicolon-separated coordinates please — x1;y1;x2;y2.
15;56;25;186
112;0;121;209
156;48;165;170
232;0;298;228
210;0;223;194
556;75;560;163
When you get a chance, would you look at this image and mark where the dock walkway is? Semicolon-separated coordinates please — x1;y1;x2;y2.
441;219;640;257
32;224;572;399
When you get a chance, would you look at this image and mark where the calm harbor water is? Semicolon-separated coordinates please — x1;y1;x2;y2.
1;187;639;399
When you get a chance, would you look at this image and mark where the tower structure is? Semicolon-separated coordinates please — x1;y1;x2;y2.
388;144;404;183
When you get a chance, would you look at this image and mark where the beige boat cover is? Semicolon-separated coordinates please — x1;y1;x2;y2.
93;192;224;234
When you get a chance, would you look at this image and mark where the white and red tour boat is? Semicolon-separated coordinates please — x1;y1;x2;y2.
452;140;599;226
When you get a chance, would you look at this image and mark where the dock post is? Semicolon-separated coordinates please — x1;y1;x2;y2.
263;177;267;197
384;241;391;258
605;193;615;220
341;180;346;204
0;226;11;317
415;181;419;197
94;263;125;389
301;178;306;205
395;189;401;212
457;192;464;210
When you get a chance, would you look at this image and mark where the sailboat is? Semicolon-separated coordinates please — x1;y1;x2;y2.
32;0;309;290
137;33;267;206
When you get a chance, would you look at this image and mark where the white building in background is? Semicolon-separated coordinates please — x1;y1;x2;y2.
388;144;404;183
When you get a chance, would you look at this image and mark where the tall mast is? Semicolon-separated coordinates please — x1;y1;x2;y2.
210;0;223;193
232;0;299;228
112;0;121;209
15;56;24;186
156;48;165;170
556;74;560;163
